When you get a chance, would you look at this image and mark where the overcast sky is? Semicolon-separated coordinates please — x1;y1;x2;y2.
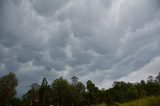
1;0;160;97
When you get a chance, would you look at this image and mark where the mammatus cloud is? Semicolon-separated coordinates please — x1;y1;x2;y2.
118;56;160;83
0;0;160;96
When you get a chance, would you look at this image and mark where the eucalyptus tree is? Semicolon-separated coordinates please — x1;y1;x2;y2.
39;78;52;106
0;72;18;106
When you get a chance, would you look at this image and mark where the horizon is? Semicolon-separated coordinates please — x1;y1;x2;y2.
1;71;160;98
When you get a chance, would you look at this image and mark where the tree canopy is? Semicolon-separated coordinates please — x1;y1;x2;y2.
1;72;160;106
0;72;18;106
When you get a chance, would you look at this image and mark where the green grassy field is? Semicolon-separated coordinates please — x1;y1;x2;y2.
96;96;160;106
120;96;160;106
96;103;106;106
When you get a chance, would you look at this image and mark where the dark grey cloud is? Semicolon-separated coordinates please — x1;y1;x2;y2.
1;0;160;96
32;0;71;16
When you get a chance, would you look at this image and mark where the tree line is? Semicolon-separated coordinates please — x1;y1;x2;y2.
0;72;160;106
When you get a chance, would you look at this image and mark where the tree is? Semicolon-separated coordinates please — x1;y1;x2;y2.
41;78;48;86
126;85;138;101
51;77;70;106
31;83;40;106
147;76;154;83
22;89;33;106
111;81;127;102
155;72;160;83
10;97;22;106
0;72;18;106
71;76;78;85
39;78;52;106
86;80;99;106
22;83;40;106
71;76;85;93
76;82;86;93
97;89;106;104
135;80;146;98
105;89;115;106
19;72;160;106
110;81;138;103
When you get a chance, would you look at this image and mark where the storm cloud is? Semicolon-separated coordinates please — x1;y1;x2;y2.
1;0;160;96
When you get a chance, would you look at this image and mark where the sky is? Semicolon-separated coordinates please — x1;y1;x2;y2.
0;0;160;97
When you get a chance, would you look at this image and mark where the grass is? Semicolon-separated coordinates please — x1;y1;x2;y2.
96;96;160;106
96;103;120;106
120;96;160;106
96;103;106;106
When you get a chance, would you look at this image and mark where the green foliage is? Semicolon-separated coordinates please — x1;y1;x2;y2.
155;72;160;83
120;96;160;106
22;83;40;106
0;72;18;106
106;81;139;104
97;96;160;106
86;80;99;105
20;72;160;106
50;76;86;106
39;78;52;106
10;97;22;106
1;72;160;106
51;77;70;106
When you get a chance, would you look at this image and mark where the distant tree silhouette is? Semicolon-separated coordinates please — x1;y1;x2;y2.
1;72;160;106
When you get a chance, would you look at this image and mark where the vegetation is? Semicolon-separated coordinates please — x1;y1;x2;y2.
120;96;160;106
0;72;160;106
96;96;160;106
0;72;18;106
